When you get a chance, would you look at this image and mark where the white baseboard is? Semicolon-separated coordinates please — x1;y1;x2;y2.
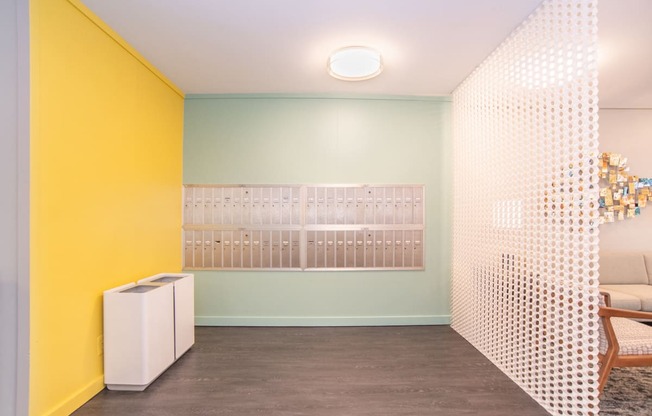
195;315;451;326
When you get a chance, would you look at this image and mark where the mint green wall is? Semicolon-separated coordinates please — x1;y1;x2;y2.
183;95;452;326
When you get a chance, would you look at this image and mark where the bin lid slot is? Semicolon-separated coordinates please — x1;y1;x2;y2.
152;276;184;283
120;285;158;294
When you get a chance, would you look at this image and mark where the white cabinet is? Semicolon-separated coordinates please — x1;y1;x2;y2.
137;273;195;359
103;283;175;391
103;273;195;391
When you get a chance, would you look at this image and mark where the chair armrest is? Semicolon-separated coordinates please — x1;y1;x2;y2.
599;306;652;320
599;291;612;307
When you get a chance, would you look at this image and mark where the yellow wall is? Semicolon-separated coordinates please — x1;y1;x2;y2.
30;1;184;414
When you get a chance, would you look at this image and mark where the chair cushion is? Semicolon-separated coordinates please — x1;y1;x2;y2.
602;285;652;312
599;317;652;356
600;252;649;285
599;286;643;310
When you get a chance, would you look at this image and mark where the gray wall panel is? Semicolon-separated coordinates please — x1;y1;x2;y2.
0;0;30;414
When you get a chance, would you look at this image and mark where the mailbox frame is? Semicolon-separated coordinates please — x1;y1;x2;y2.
183;184;425;271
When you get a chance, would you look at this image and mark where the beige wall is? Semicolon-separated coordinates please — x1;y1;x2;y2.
599;109;652;252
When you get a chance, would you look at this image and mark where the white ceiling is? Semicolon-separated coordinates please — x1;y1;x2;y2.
82;0;651;107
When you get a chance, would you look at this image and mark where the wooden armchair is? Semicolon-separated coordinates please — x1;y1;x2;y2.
598;291;652;392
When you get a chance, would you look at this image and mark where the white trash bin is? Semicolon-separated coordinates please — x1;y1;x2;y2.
137;273;195;359
103;282;175;391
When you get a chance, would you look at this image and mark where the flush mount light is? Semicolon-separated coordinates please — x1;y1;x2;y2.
328;46;383;81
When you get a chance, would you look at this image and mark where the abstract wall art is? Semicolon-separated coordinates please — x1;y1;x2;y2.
599;152;652;223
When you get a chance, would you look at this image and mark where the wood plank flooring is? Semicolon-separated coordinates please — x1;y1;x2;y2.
73;326;549;416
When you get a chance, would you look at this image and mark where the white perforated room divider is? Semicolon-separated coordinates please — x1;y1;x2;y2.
451;0;601;415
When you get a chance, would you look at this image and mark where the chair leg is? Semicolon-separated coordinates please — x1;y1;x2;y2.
598;351;617;393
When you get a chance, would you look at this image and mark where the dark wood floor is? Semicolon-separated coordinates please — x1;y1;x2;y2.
73;326;549;416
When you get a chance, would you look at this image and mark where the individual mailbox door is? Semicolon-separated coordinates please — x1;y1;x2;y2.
325;188;335;224
231;231;242;268
316;188;327;224
242;231;252;268
261;231;272;268
393;230;403;268
316;231;326;268
384;187;395;225
202;188;213;225
203;188;222;224
403;188;414;224
335;187;345;224
413;187;424;225
251;230;262;268
251;188;262;225
254;231;271;268
374;188;384;224
261;188;271;224
306;188;316;224
202;230;213;268
374;231;385;267
231;188;243;225
192;192;204;224
306;231;316;268
280;230;291;268
394;188;404;225
291;191;300;225
291;231;300;268
414;231;423;268
192;231;203;268
383;230;394;268
345;188;355;224
403;230;414;268
222;230;232;268
221;188;233;225
281;188;290;224
335;231;345;267
184;188;195;225
354;188;366;224
364;188;374;224
241;188;252;225
270;231;280;268
364;231;374;267
271;188;281;224
212;188;223;224
282;188;296;225
345;231;355;268
325;231;336;268
355;230;365;268
184;231;194;268
212;230;223;268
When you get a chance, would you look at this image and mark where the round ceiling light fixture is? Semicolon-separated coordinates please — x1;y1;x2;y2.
328;46;383;81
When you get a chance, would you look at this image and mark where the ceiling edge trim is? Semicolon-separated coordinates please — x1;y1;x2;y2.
185;93;452;102
68;0;184;99
599;107;652;111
